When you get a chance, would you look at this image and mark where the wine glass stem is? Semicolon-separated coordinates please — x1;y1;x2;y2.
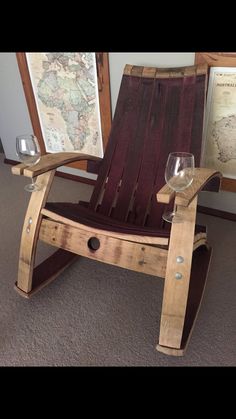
31;177;36;187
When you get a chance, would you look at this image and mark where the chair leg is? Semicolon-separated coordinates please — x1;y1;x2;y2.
157;196;208;356
16;171;55;294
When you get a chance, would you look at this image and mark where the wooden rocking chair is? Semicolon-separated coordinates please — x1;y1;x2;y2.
12;64;222;356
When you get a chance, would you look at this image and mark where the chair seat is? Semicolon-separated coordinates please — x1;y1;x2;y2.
45;202;170;237
45;202;206;239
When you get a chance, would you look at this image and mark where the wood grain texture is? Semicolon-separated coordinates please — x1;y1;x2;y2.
11;152;101;178
157;245;212;355
123;63;208;78
41;208;169;245
39;219;168;278
156;168;222;206
195;52;236;67
17;170;55;292
95;53;112;149
9;158;96;185
221;177;236;192
11;163;25;175
158;197;198;349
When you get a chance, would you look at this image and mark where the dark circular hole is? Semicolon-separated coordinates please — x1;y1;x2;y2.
87;237;100;251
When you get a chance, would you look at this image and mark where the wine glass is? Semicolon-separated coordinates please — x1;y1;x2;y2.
162;152;195;223
16;134;41;192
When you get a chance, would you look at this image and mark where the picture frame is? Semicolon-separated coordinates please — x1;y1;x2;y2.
16;52;112;172
195;52;236;192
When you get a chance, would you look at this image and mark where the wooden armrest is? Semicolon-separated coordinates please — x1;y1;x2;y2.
11;152;102;178
156;168;222;207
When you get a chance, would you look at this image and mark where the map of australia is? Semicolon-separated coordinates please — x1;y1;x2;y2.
26;53;103;156
204;68;236;179
211;114;236;163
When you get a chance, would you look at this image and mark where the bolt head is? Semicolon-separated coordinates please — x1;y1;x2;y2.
176;256;184;263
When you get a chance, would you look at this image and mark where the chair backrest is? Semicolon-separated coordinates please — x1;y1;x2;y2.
89;64;208;228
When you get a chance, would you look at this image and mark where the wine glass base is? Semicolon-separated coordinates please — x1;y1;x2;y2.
162;211;183;224
24;183;41;192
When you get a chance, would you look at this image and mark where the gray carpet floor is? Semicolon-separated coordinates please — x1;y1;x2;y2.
0;153;236;366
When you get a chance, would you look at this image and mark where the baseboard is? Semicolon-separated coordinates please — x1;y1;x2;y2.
197;205;236;222
55;171;96;186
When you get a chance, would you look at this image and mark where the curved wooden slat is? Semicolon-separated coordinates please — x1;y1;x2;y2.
12;152;102;178
123;63;208;78
157;245;212;356
41;208;169;245
156;168;222;206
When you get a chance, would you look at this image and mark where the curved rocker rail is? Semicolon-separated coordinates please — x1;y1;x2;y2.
157;245;212;356
156;169;222;356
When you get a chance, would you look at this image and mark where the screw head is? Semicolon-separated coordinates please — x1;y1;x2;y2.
175;272;182;280
176;256;184;263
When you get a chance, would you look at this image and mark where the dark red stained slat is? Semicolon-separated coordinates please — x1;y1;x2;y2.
174;75;196;151
112;76;156;221
147;78;183;227
190;74;206;166
131;79;169;226
147;75;206;227
32;249;78;290
98;75;142;216
181;245;212;349
147;75;196;227
132;75;197;227
89;75;134;210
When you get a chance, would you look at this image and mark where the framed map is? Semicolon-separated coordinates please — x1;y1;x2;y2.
195;52;236;192
16;52;111;172
203;67;236;180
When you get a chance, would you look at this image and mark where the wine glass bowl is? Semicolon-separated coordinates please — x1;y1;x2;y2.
162;152;195;223
16;134;41;192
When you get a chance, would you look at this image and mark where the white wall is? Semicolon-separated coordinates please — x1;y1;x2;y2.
0;52;235;213
0;53;32;160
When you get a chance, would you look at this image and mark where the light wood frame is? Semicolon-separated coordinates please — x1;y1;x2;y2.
16;52;112;172
12;63;223;356
195;52;236;192
12;152;221;356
